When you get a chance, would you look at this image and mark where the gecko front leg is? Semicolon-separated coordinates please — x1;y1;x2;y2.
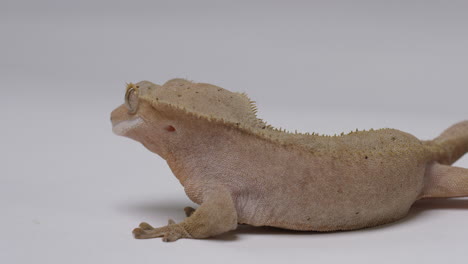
132;188;238;242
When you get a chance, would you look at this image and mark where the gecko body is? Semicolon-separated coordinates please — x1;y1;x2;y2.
110;79;468;241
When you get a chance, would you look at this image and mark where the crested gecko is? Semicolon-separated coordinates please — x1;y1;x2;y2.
110;79;468;242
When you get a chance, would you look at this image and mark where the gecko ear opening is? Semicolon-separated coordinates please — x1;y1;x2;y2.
164;125;176;132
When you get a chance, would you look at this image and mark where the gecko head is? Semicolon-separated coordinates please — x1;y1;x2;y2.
111;78;267;158
110;81;183;158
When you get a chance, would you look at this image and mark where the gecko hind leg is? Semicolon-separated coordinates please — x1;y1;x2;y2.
420;163;468;198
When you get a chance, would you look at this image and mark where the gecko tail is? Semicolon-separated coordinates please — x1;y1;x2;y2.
420;121;468;199
431;121;468;165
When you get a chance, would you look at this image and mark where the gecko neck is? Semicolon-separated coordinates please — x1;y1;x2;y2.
163;118;241;189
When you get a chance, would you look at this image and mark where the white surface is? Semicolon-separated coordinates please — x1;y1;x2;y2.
112;117;144;135
2;1;468;263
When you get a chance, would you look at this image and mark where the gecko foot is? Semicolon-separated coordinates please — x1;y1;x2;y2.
132;219;190;242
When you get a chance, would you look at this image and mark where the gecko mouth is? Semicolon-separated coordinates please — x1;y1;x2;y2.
112;117;144;136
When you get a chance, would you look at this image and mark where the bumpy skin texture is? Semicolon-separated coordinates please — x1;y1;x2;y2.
110;79;468;241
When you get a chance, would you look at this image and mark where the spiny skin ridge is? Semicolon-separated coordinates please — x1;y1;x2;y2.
134;79;390;139
143;96;418;159
130;79;425;159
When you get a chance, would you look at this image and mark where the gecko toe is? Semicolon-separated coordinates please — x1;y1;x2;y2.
132;227;145;238
139;222;154;230
162;231;182;242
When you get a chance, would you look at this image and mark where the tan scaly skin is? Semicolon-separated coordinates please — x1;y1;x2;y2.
110;79;468;242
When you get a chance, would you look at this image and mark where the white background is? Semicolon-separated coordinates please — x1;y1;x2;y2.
2;1;468;263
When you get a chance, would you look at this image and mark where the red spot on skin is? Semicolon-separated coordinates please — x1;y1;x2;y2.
165;125;176;132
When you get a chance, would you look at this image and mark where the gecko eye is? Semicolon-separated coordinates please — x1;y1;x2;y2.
125;87;139;114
